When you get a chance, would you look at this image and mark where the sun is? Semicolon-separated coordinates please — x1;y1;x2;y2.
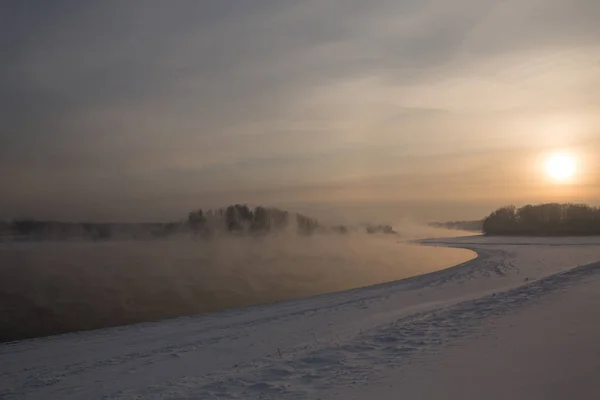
545;152;577;183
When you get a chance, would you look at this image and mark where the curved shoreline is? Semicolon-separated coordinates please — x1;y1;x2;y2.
3;236;600;399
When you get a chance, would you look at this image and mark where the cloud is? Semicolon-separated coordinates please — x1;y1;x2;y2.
1;0;599;219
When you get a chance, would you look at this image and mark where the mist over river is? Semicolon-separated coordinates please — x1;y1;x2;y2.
0;231;474;342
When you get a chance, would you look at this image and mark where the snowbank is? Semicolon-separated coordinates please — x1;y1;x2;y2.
1;235;600;399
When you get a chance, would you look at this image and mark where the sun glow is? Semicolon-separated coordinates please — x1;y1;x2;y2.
544;152;577;183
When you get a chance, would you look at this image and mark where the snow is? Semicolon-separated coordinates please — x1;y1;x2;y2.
339;264;600;400
1;235;600;399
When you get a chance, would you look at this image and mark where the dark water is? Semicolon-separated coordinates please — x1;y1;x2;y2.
0;234;474;342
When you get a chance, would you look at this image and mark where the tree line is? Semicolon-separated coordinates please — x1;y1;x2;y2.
187;204;393;236
483;203;600;236
0;204;397;241
187;204;295;236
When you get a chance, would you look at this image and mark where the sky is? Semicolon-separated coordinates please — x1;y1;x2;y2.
1;0;599;222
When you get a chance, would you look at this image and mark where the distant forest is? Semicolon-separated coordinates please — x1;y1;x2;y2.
483;203;600;236
0;204;396;241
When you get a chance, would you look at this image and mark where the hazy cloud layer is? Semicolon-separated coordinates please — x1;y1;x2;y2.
2;0;599;220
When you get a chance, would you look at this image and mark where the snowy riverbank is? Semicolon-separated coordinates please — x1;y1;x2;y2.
1;235;600;399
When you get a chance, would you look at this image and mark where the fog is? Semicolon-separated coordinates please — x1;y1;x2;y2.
0;226;474;342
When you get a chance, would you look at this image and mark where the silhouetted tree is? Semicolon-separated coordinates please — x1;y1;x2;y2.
482;206;518;235
234;204;253;223
188;209;207;234
483;203;600;236
225;206;242;232
296;213;319;235
251;206;270;232
187;209;208;239
270;208;289;230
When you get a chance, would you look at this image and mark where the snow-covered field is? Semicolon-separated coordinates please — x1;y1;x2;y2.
1;235;600;399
